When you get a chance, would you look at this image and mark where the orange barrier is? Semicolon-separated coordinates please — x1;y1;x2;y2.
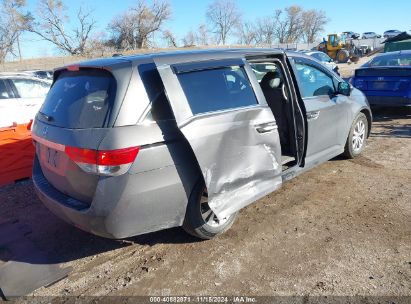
0;121;35;186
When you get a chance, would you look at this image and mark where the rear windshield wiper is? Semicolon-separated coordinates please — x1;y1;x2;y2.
38;111;53;122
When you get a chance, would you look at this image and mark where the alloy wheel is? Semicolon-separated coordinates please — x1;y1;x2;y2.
352;119;366;152
200;190;228;227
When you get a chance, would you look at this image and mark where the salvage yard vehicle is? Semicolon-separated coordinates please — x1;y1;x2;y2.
0;73;50;185
302;51;339;75
32;49;372;240
22;70;54;80
0;73;51;127
384;30;402;39
316;34;361;63
342;31;360;40
362;32;381;39
351;50;411;107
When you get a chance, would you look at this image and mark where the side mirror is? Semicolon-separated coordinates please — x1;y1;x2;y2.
337;81;351;96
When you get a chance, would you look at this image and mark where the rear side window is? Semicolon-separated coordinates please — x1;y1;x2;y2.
368;53;411;67
39;69;116;129
177;66;257;115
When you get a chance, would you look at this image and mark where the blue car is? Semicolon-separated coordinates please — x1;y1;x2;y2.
351;51;411;107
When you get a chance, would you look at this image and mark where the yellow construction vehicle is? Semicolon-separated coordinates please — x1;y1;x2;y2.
317;34;361;63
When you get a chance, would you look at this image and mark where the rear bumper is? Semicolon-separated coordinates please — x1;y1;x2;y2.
33;157;196;239
33;158;116;238
366;95;411;107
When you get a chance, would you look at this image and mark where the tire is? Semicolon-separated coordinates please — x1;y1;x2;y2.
182;180;237;240
337;49;349;63
343;113;368;159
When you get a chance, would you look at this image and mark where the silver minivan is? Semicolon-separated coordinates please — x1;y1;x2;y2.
32;49;372;239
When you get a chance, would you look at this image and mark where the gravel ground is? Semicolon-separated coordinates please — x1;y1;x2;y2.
337;56;374;79
0;107;410;298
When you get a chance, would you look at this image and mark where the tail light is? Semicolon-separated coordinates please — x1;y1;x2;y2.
65;146;140;176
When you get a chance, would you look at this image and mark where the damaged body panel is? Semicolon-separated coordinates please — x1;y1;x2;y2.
173;108;281;220
154;56;283;219
32;49;372;239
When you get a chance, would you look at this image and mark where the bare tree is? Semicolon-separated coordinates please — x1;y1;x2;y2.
301;9;328;43
162;29;178;48
273;9;287;44
197;24;210;46
0;0;29;62
285;5;303;43
274;6;304;43
86;32;115;57
255;16;276;46
107;13;134;50
206;0;241;45
236;22;256;46
108;0;171;50
28;0;96;56
182;30;196;47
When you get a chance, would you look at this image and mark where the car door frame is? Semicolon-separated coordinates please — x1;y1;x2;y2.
152;55;284;219
245;53;307;170
288;56;350;166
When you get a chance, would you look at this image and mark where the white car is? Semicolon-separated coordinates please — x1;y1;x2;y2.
362;32;381;39
303;51;340;75
0;73;51;128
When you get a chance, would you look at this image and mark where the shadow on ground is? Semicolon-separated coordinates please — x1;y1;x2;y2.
370;107;411;138
0;180;197;267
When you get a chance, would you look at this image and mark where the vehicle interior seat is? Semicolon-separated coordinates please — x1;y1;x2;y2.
260;71;290;155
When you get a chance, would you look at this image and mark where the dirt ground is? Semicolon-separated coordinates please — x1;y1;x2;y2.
337;56;374;79
0;105;409;298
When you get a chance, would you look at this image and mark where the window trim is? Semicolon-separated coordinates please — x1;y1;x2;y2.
173;58;245;74
177;104;267;128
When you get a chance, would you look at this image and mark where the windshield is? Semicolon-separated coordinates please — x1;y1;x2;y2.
38;69;117;129
368;53;411;67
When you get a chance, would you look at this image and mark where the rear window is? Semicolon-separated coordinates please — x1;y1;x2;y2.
368;53;411;67
177;66;257;115
39;69;116;128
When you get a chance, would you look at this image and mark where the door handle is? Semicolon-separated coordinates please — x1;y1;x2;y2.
255;122;278;133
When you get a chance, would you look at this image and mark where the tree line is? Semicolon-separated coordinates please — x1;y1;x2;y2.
0;0;329;62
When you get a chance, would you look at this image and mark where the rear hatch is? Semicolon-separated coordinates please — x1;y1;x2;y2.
33;61;132;205
354;67;411;96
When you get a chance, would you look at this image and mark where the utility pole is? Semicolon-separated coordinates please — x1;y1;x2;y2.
16;34;22;62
